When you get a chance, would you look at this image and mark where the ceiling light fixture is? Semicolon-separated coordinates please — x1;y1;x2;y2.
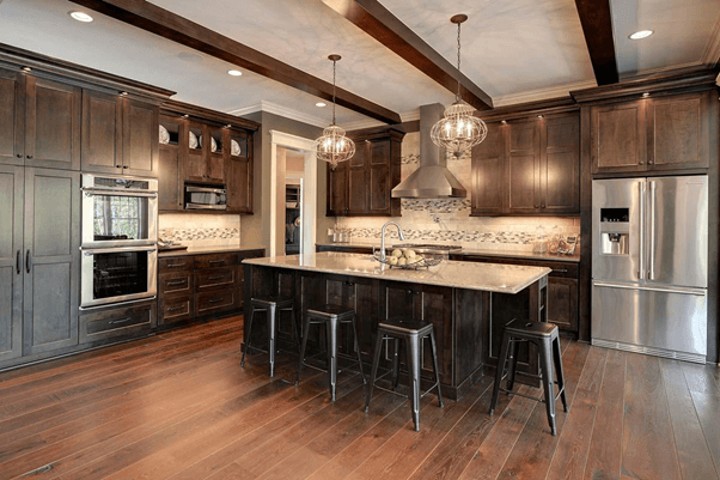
227;69;243;77
69;11;94;23
629;29;653;40
314;54;355;170
315;102;327;108
431;14;487;158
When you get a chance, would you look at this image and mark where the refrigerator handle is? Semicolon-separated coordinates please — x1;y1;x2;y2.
638;181;646;280
648;181;656;280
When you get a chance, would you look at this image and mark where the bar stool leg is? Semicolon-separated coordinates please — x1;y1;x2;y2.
365;331;384;412
327;316;339;402
241;306;256;368
267;303;277;377
553;335;568;412
296;315;312;384
391;337;401;389
407;334;422;432
506;339;520;391
428;330;444;408
350;317;366;384
539;337;557;435
489;331;511;415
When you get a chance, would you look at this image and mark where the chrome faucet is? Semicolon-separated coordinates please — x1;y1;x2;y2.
379;221;405;261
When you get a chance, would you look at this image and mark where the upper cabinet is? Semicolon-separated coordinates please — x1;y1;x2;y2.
472;111;580;216
0;67;81;170
185;122;225;183
590;91;713;175
327;128;403;217
81;89;159;177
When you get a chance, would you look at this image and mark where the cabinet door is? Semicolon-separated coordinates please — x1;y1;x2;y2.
647;92;710;171
591;101;646;174
81;89;122;173
547;276;578;331
542;113;580;213
158;144;183;211
368;139;393;215
325;275;378;359
23;168;80;355
471;122;506;215
508;120;539;213
0;68;22;166
347;142;369;214
122;98;158;176
327;161;348;216
226;129;252;213
0;166;23;361
205;126;225;183
24;76;81;170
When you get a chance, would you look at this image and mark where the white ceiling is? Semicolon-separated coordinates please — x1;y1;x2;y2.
0;0;717;128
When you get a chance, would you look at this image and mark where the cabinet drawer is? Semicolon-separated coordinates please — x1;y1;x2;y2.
159;294;193;326
196;267;236;289
194;253;237;269
159;273;192;294
80;301;155;344
159;256;194;272
196;290;236;314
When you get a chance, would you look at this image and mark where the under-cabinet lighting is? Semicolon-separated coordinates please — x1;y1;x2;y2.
21;66;31;72
629;30;653;40
69;11;94;23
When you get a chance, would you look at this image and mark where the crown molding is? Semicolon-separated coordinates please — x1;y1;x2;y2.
493;80;596;107
227;101;328;128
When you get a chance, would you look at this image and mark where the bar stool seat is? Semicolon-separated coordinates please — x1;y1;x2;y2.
241;296;298;377
489;319;567;435
365;318;444;432
296;304;366;402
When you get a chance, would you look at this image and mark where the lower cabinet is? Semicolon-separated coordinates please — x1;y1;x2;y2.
80;300;156;345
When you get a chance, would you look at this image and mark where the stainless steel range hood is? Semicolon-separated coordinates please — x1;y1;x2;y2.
391;103;467;199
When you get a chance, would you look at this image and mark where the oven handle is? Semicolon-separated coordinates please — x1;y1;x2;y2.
82;245;157;255
185;186;226;194
82;187;158;198
185;203;227;210
79;296;156;311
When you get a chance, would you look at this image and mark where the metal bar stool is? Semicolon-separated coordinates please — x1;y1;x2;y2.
365;318;444;432
296;304;366;402
241;296;298;377
488;319;567;435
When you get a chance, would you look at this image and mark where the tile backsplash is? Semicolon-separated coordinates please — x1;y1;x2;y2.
159;213;241;248
333;132;580;252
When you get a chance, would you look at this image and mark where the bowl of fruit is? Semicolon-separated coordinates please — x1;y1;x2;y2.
372;247;442;269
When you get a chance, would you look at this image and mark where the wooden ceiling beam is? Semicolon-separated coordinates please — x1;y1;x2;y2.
323;0;493;111
574;0;619;85
69;0;402;124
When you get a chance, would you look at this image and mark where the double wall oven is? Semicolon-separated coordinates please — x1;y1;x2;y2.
80;174;158;309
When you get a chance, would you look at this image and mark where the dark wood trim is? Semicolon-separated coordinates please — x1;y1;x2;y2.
477;96;578;122
578;106;593;342
69;0;402;125
0;42;175;100
573;0;618;85
161;99;260;132
323;0;492;111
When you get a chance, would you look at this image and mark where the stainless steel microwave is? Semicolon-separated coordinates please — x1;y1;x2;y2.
184;183;227;211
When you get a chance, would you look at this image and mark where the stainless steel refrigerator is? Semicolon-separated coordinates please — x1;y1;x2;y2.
591;175;708;363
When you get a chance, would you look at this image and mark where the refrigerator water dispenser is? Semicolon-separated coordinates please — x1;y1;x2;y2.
600;208;629;255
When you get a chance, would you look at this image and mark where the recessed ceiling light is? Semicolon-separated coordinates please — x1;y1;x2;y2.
629;30;653;40
69;11;94;23
227;69;243;77
315;102;327;108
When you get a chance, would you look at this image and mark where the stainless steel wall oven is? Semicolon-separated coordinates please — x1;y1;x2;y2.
80;174;158;309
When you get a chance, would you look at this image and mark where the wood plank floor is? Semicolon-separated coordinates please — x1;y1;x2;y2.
1;315;719;480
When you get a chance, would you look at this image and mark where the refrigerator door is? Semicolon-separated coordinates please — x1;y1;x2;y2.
645;175;707;288
592;281;707;363
592;178;644;282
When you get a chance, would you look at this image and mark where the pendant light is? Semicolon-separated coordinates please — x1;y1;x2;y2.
430;14;487;158
315;54;355;170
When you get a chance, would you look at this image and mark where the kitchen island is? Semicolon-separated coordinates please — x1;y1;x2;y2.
243;252;550;399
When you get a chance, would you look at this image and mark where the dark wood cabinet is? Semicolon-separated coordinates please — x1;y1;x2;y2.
591;91;713;175
0;165;23;362
158;114;184;211
0;68;20;166
327;129;403;217
158;256;194;328
225;128;253;214
185;122;225;183
472;111;579;215
81;89;158;176
79;300;155;345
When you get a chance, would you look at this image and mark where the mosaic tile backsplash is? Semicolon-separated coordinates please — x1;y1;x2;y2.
159;213;241;248
333;132;580;252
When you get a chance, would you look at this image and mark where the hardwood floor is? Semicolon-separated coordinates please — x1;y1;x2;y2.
1;315;719;479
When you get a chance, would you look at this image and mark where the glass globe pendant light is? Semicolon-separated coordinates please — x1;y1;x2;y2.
315;54;355;170
430;14;487;158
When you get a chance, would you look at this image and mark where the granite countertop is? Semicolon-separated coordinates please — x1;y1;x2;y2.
159;245;266;257
315;243;580;263
244;252;550;294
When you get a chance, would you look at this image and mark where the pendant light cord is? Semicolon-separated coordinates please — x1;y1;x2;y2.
332;59;337;125
456;21;462;102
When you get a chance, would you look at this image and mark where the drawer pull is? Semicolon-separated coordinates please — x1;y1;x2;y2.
166;262;187;268
167;304;187;312
207;297;224;304
208;275;227;281
166;279;187;287
208;260;226;265
109;317;133;325
553;268;568;273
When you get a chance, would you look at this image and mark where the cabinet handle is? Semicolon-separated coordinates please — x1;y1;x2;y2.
208;260;226;265
166;279;187;287
541;203;546;209
16;153;22;158
167;304;186;312
553;268;568;273
208;297;224;304
166;262;187;268
344;280;355;287
25;250;31;274
16;250;20;275
109;317;133;325
123;165;129;169
534;204;540;208
208;275;226;281
115;165;121;169
26;155;33;159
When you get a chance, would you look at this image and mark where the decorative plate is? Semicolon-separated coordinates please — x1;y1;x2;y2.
159;125;170;144
199;135;218;153
231;139;241;156
189;131;198;149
